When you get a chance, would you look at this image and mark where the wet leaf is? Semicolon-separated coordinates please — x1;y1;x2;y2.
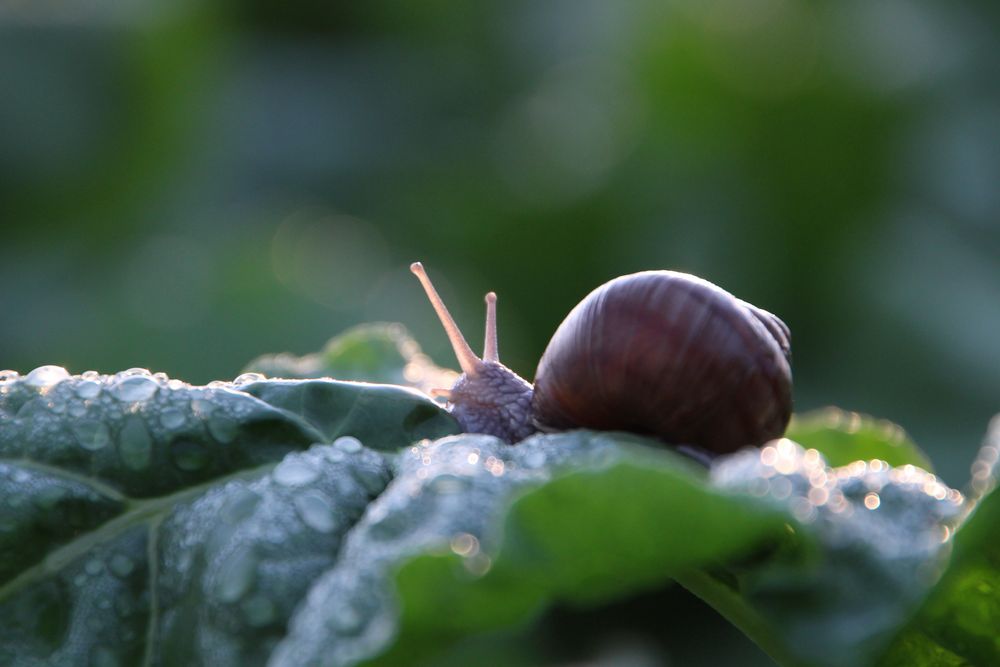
709;440;962;667
0;367;451;666
270;431;791;667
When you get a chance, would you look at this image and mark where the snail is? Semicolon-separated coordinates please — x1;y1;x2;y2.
410;262;792;455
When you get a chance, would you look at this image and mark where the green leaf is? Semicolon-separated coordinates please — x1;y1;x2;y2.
708;440;962;667
239;378;459;452
270;431;793;667
0;367;450;666
878;419;1000;666
0;363;973;667
244;323;457;393
786;408;932;471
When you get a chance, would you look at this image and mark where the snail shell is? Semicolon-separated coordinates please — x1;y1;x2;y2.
531;271;792;454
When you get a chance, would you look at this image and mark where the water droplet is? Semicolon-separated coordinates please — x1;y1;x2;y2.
0;370;20;382
273;458;319;487
222;488;260;522
76;380;101;399
334;436;363;453
24;365;70;390
294;491;337;533
160;408;186;430
327;603;363;634
191;398;216;418
69;402;88;418
109;376;158;403
170;440;209;471
73;420;111;451
118;416;153;470
207;416;238;444
214;547;257;603
232;372;265;385
241;594;276;627
322;448;346;463
109;554;135;578
523;450;546;468
119;368;151;377
85;559;104;575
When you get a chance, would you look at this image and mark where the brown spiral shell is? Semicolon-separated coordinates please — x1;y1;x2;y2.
530;271;792;455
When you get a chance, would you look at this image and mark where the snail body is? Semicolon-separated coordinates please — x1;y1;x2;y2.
410;263;792;455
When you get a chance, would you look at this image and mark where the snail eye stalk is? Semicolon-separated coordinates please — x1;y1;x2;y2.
410;262;482;376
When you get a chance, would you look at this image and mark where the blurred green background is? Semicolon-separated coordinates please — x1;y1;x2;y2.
1;1;998;663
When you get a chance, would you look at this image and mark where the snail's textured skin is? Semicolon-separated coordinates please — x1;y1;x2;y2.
530;271;792;455
449;362;534;444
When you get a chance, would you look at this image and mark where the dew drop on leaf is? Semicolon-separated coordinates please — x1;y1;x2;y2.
23;365;70;390
523;450;547;469
159;408;186;430
170;440;209;471
109;376;158;403
207;416;238;444
273;459;319;487
327;603;363;634
117;416;153;470
322;448;346;463
294;491;337;533
232;372;265;385
221;488;261;523
109;554;135;578
214;547;258;603
72;419;111;451
191;398;215;418
334;436;362;453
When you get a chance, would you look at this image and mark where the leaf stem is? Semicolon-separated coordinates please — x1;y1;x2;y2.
674;569;808;667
